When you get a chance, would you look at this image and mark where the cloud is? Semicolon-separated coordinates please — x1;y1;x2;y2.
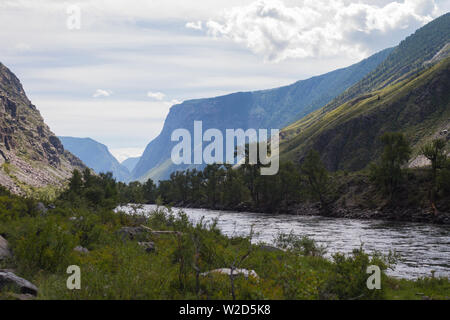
186;21;203;30
147;91;166;101
202;0;440;62
93;89;112;98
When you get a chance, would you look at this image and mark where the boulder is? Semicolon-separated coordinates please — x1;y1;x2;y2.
117;226;147;241
138;242;156;253
0;271;38;296
74;246;89;254
36;202;48;215
0;235;12;260
201;268;259;280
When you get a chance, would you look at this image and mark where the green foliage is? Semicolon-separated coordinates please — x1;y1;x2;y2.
8;216;77;277
324;248;392;300
437;158;450;196
60;169;119;209
421;139;449;208
300;150;332;209
0;166;447;300
274;232;326;257
370;132;411;199
120;161;305;213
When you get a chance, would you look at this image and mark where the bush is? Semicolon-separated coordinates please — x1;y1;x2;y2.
9;216;77;276
323;247;395;300
274;232;326;257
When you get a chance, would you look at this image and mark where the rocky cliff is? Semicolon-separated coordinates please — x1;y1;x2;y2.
0;62;84;194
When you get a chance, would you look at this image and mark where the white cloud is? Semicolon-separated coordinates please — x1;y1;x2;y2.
186;21;203;30
202;0;440;62
93;89;112;98
147;91;166;101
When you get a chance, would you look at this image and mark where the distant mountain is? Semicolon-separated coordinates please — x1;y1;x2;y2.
280;13;450;172
121;156;140;172
131;47;393;182
0;63;84;194
59;137;130;182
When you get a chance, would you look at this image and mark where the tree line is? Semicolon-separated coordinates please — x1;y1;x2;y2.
63;133;449;215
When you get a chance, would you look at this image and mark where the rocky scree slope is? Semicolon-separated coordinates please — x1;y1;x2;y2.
0;63;84;194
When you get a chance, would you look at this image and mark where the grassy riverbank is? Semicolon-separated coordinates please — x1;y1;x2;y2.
0;172;448;300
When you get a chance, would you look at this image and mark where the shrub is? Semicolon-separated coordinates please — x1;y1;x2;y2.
10;216;77;276
274;232;326;257
323;247;395;300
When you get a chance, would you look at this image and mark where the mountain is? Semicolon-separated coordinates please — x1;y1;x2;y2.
0;62;84;194
324;13;450;113
131;48;393;182
121;156;140;172
279;14;450;171
59;137;130;182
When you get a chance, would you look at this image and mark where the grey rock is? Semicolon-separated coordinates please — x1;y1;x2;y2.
0;271;38;296
0;235;12;260
74;246;89;254
36;202;48;215
138;242;156;253
117;226;147;241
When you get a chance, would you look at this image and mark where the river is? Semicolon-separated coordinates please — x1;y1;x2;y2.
118;204;450;279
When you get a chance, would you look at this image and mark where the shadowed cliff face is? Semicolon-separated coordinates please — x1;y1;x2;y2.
0;62;84;194
131;48;393;182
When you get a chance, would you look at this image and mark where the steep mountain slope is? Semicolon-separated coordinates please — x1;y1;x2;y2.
279;13;450;171
280;57;450;171
325;12;450;113
121;156;140;172
59;137;130;182
0;63;84;194
131;48;393;182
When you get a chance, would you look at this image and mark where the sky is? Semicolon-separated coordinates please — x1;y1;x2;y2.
0;0;449;162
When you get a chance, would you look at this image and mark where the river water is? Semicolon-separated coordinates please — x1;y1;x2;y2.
119;204;450;279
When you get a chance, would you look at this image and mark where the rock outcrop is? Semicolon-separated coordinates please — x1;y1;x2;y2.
0;235;11;260
0;271;38;296
0;62;85;194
